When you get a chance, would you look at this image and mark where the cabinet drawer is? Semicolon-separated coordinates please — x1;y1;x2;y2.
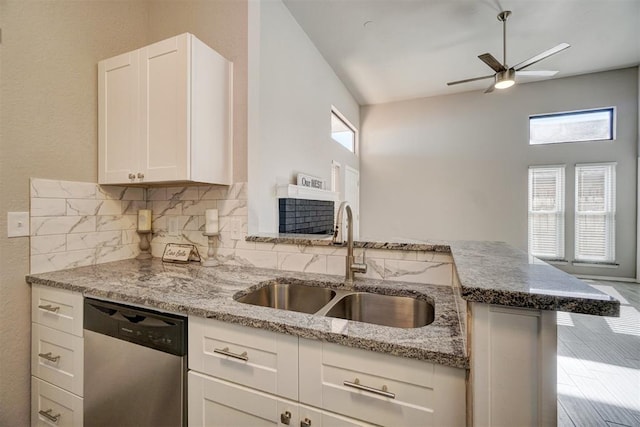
189;317;298;400
31;377;83;427
32;324;84;396
300;340;465;427
32;285;83;336
188;371;298;427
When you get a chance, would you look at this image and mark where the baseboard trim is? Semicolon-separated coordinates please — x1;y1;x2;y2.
575;274;638;283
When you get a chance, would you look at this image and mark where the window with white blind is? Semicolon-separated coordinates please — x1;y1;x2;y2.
528;166;565;259
574;163;616;263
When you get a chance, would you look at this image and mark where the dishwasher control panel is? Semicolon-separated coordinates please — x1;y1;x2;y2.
84;298;186;356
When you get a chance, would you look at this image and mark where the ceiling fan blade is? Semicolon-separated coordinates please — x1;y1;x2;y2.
478;53;506;72
484;83;496;94
514;43;570;71
447;74;495;86
517;70;559;77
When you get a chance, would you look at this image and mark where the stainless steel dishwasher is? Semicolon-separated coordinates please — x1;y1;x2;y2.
84;298;187;427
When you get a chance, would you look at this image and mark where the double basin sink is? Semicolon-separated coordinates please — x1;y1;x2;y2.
235;281;434;329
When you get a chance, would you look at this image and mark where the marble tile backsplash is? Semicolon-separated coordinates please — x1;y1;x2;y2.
147;183;248;258
30;179;145;274
29;179;453;286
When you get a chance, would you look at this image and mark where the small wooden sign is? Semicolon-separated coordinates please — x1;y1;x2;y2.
162;243;201;263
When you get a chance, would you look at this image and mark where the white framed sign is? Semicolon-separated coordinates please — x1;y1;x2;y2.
162;244;201;263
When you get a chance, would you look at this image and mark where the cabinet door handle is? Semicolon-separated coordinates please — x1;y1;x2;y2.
300;417;312;427
343;378;396;399
38;352;61;363
214;347;249;361
38;304;60;313
137;172;144;179
128;173;136;179
280;410;292;425
38;408;61;423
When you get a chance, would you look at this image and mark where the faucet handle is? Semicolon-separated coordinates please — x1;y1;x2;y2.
351;250;368;274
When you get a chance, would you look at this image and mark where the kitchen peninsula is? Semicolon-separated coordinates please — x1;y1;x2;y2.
27;238;618;427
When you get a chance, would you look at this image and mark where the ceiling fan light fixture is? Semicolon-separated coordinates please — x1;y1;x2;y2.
494;69;516;89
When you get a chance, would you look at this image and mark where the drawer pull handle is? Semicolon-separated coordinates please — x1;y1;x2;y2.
300;417;312;427
214;347;249;361
38;304;60;313
39;408;61;423
280;410;292;425
38;352;61;363
343;378;396;399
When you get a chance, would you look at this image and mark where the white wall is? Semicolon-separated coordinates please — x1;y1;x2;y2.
247;0;359;234
360;68;638;279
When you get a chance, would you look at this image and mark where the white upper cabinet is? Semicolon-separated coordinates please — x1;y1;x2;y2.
99;33;233;185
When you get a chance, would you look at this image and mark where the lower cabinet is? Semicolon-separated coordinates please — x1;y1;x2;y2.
188;371;372;427
31;285;84;426
188;316;466;427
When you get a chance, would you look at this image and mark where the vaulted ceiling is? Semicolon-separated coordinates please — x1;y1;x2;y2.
283;0;640;105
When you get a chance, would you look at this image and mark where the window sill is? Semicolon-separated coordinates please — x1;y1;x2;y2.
572;261;619;269
545;259;569;266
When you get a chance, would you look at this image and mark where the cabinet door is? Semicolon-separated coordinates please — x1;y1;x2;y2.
98;50;139;184
139;33;189;182
188;371;298;427
298;404;375;427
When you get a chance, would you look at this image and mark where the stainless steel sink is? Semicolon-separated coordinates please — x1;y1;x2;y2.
324;293;434;328
236;282;336;314
235;281;434;328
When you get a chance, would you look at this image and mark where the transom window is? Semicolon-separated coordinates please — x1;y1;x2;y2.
529;107;615;145
331;108;357;153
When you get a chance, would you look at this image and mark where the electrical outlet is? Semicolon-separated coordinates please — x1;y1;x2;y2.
230;217;242;240
7;212;30;237
168;217;179;236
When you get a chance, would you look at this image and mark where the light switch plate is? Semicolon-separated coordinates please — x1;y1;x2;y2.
7;211;30;237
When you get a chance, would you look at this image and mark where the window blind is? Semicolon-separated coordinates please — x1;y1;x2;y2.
528;166;565;259
575;163;616;263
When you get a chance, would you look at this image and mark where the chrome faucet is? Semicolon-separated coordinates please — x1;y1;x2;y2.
333;202;367;284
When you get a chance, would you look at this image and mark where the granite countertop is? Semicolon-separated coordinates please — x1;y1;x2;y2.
246;233;451;251
26;259;469;369
448;241;619;316
248;234;620;316
26;238;620;370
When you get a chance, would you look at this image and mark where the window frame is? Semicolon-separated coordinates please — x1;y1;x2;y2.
527;165;566;260
330;107;358;154
574;162;617;264
529;107;616;146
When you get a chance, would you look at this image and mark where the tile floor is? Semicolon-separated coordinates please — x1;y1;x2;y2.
557;280;640;426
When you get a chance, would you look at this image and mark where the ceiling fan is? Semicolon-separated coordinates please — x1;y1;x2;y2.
447;11;570;93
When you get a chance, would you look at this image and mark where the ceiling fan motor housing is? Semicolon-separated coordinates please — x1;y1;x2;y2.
495;68;516;89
